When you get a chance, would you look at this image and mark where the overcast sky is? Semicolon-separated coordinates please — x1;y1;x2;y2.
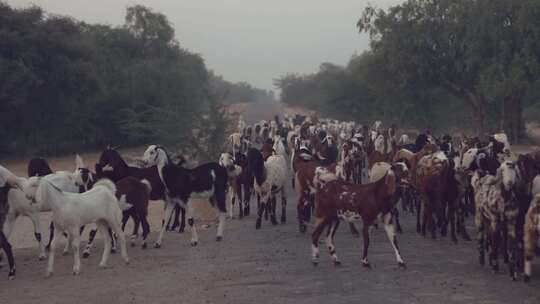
9;0;402;91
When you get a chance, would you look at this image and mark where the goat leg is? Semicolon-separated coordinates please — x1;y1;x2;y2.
349;223;360;237
393;208;403;234
83;228;97;258
311;217;327;265
141;216;150;249
256;200;264;229
280;189;287;224
0;231;15;280
170;205;181;231
270;196;278;225
361;223;371;268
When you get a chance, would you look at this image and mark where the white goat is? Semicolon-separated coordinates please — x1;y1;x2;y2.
252;153;288;228
1;155;89;260
219;153;242;219
23;177;130;277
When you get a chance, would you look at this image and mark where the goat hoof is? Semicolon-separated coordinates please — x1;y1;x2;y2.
73;270;80;276
362;262;371;269
463;235;471;241
82;252;90;259
398;262;407;269
8;274;15;280
39;254;46;261
312;260;319;266
216;236;223;242
190;241;198;247
299;224;307;233
46;272;53;278
524;275;530;283
154;243;161;249
452;237;458;244
110;249;117;254
334;260;342;266
255;219;262;230
270;216;278;225
62;251;69;256
142;243;148;249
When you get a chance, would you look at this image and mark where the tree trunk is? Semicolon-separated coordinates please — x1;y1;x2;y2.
467;94;487;139
501;92;524;143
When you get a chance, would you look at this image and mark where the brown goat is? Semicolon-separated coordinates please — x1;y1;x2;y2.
294;158;338;233
311;167;405;268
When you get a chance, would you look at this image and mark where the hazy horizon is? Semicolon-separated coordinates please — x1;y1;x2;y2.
8;0;402;91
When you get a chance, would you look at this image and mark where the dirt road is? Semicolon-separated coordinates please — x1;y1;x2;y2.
1;102;540;303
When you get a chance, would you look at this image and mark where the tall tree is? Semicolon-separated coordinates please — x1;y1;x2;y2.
358;0;540;141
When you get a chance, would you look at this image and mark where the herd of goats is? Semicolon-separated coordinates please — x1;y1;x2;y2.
0;113;540;286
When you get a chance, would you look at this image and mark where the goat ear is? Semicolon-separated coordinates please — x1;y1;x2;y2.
75;154;85;169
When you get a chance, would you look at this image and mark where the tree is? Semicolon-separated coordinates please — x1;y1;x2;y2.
358;0;540;141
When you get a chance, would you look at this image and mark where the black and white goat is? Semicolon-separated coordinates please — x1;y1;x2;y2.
246;148;288;229
142;145;228;247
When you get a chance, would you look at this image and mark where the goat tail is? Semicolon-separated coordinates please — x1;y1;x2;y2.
93;178;117;194
140;179;152;195
117;194;133;211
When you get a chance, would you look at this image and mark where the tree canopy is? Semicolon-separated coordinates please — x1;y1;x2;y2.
0;2;266;157
278;0;540;140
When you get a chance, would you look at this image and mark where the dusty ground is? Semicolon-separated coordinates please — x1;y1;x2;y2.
1;102;540;303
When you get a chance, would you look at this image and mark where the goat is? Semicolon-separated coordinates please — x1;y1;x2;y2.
95;147;186;233
471;161;519;279
142;145;228;247
246;148;288;229
23;177;130;277
524;194;540;282
1;158;84;260
312;166;405;268
0;179;15;280
219;153;244;219
82;175;152;256
27;157;53;177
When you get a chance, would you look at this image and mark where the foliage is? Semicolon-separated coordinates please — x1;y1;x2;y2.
0;3;262;157
210;72;275;104
278;0;540;140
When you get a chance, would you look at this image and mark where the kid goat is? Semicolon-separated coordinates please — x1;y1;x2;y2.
23;177;130;276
